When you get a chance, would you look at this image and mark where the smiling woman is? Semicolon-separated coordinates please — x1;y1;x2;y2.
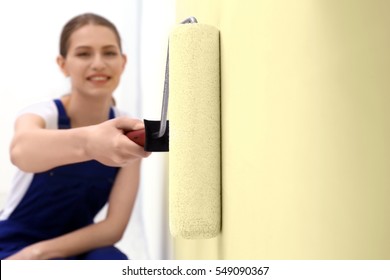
56;18;128;127
57;16;125;107
60;25;125;89
0;13;151;260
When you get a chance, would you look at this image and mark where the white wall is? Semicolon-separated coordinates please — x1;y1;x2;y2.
0;0;174;259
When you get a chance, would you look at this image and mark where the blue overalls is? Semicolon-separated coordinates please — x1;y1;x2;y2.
0;99;128;259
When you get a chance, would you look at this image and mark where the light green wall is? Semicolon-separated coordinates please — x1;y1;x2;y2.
173;0;390;259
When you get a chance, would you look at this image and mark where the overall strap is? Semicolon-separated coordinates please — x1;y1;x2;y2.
53;99;71;129
54;99;116;128
109;107;115;119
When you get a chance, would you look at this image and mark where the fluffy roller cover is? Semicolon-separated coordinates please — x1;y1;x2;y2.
169;23;221;239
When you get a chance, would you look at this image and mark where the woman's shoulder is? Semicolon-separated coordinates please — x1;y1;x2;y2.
18;99;57;115
17;99;58;129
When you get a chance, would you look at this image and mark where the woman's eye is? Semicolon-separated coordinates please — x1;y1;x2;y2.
105;51;118;56
76;52;90;57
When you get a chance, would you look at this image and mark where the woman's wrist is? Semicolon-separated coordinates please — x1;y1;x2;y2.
30;241;64;260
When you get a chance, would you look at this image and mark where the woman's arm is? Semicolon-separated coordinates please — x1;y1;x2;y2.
5;160;142;260
10;113;149;173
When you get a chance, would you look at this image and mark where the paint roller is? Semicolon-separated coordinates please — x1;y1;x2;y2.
127;17;221;239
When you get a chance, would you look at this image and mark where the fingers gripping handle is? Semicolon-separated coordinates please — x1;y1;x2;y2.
126;129;146;147
125;120;169;152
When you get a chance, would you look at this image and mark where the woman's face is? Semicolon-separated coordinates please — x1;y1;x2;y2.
58;24;126;99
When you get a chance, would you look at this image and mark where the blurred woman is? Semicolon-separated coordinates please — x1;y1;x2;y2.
0;13;149;260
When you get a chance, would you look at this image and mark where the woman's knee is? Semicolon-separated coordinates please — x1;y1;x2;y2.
79;246;128;260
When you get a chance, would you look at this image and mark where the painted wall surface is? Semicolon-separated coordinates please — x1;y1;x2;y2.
174;0;390;259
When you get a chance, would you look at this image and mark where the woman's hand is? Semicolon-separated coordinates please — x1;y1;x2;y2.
85;117;151;167
11;114;151;173
5;244;47;260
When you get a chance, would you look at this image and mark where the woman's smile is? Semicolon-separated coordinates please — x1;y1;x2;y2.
87;74;111;85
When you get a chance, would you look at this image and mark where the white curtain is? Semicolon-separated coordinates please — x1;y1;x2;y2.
117;0;175;260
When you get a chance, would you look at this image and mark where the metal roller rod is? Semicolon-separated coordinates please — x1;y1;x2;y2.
154;17;198;139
